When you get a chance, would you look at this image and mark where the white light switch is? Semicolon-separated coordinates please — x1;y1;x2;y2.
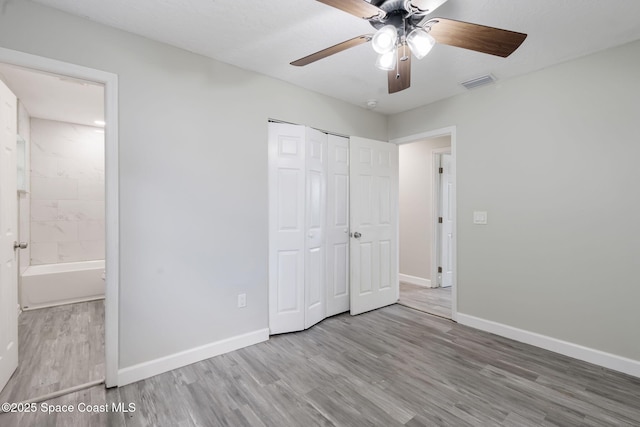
473;211;488;225
237;293;246;308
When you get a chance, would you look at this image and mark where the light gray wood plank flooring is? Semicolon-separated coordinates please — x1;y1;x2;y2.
0;300;105;404
2;304;640;426
398;282;451;318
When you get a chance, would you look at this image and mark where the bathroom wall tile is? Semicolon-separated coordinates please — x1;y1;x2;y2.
31;176;78;200
76;128;105;157
81;240;105;261
31;132;80;159
31;221;79;243
58;240;105;263
30;242;58;265
78;220;105;241
57;200;105;221
58;158;104;180
18;101;31;142
31;119;81;159
57;241;84;263
78;180;105;201
29;119;105;266
31;200;59;221
30;154;59;178
18;102;31;273
18;192;31;274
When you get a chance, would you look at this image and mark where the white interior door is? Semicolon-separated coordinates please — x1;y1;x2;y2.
268;123;306;334
325;134;349;317
0;80;18;392
304;127;327;329
349;137;399;315
440;154;453;288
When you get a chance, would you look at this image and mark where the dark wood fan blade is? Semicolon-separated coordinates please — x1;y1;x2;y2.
427;18;527;58
388;45;411;94
317;0;386;20
291;35;372;66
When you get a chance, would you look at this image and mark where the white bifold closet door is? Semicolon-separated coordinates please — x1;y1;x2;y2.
304;127;327;329
325;135;350;317
269;123;397;334
269;123;349;334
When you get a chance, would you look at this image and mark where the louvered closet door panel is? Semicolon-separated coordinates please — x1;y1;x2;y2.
326;134;350;317
268;123;306;334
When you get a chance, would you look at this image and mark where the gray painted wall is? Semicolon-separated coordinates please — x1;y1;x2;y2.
0;1;387;368
399;136;450;282
390;40;640;361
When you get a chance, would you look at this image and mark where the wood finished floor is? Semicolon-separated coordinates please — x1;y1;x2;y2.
0;300;105;404
3;304;640;426
398;282;452;319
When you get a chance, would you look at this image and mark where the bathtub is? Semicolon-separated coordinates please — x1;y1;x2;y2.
20;260;105;310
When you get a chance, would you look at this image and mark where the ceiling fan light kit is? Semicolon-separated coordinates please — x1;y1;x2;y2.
372;25;398;54
292;0;528;94
406;28;436;59
375;48;398;70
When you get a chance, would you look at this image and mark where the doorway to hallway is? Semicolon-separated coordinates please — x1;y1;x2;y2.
396;129;456;320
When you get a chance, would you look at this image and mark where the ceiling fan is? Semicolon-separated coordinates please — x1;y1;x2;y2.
291;0;528;94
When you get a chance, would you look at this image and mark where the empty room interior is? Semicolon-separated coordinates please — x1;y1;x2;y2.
0;0;639;426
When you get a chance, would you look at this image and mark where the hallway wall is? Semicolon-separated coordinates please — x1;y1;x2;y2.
399;136;450;285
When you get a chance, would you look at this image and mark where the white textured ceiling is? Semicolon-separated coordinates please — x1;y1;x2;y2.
30;0;640;115
0;63;104;126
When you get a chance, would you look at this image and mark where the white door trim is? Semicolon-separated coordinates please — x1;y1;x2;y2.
431;147;451;290
391;126;457;322
0;47;120;387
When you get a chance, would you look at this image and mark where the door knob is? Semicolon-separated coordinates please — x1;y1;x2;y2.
14;241;28;250
352;232;362;239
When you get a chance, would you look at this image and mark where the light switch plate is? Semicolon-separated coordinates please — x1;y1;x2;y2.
237;293;246;308
473;211;488;225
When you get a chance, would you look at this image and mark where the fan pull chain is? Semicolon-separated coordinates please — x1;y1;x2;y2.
396;45;400;80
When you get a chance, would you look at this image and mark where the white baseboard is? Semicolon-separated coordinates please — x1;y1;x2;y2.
399;273;432;287
117;328;269;386
457;313;640;379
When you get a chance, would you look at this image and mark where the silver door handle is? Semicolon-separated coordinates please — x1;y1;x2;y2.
352;232;362;239
14;241;28;250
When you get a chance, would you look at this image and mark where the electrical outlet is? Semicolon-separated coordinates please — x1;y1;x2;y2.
237;293;246;308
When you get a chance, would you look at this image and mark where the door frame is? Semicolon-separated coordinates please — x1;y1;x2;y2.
391;126;457;321
0;47;119;387
432;147;451;289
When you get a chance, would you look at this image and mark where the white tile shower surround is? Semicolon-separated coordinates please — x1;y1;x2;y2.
29;118;105;265
18;101;31;274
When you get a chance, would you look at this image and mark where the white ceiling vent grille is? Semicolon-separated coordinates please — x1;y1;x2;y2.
461;74;496;90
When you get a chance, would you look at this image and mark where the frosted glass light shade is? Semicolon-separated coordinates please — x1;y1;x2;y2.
375;49;397;71
406;28;436;59
372;25;398;54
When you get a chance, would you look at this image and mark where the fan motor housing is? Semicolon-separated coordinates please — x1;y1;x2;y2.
369;0;423;32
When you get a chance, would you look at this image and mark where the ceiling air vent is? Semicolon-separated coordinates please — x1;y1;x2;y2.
461;74;496;90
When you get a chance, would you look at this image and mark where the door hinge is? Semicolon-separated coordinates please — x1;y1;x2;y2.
438;266;442;273
438;217;443;223
439;167;443;174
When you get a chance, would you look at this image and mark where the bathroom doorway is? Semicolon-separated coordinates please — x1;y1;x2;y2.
0;48;118;400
